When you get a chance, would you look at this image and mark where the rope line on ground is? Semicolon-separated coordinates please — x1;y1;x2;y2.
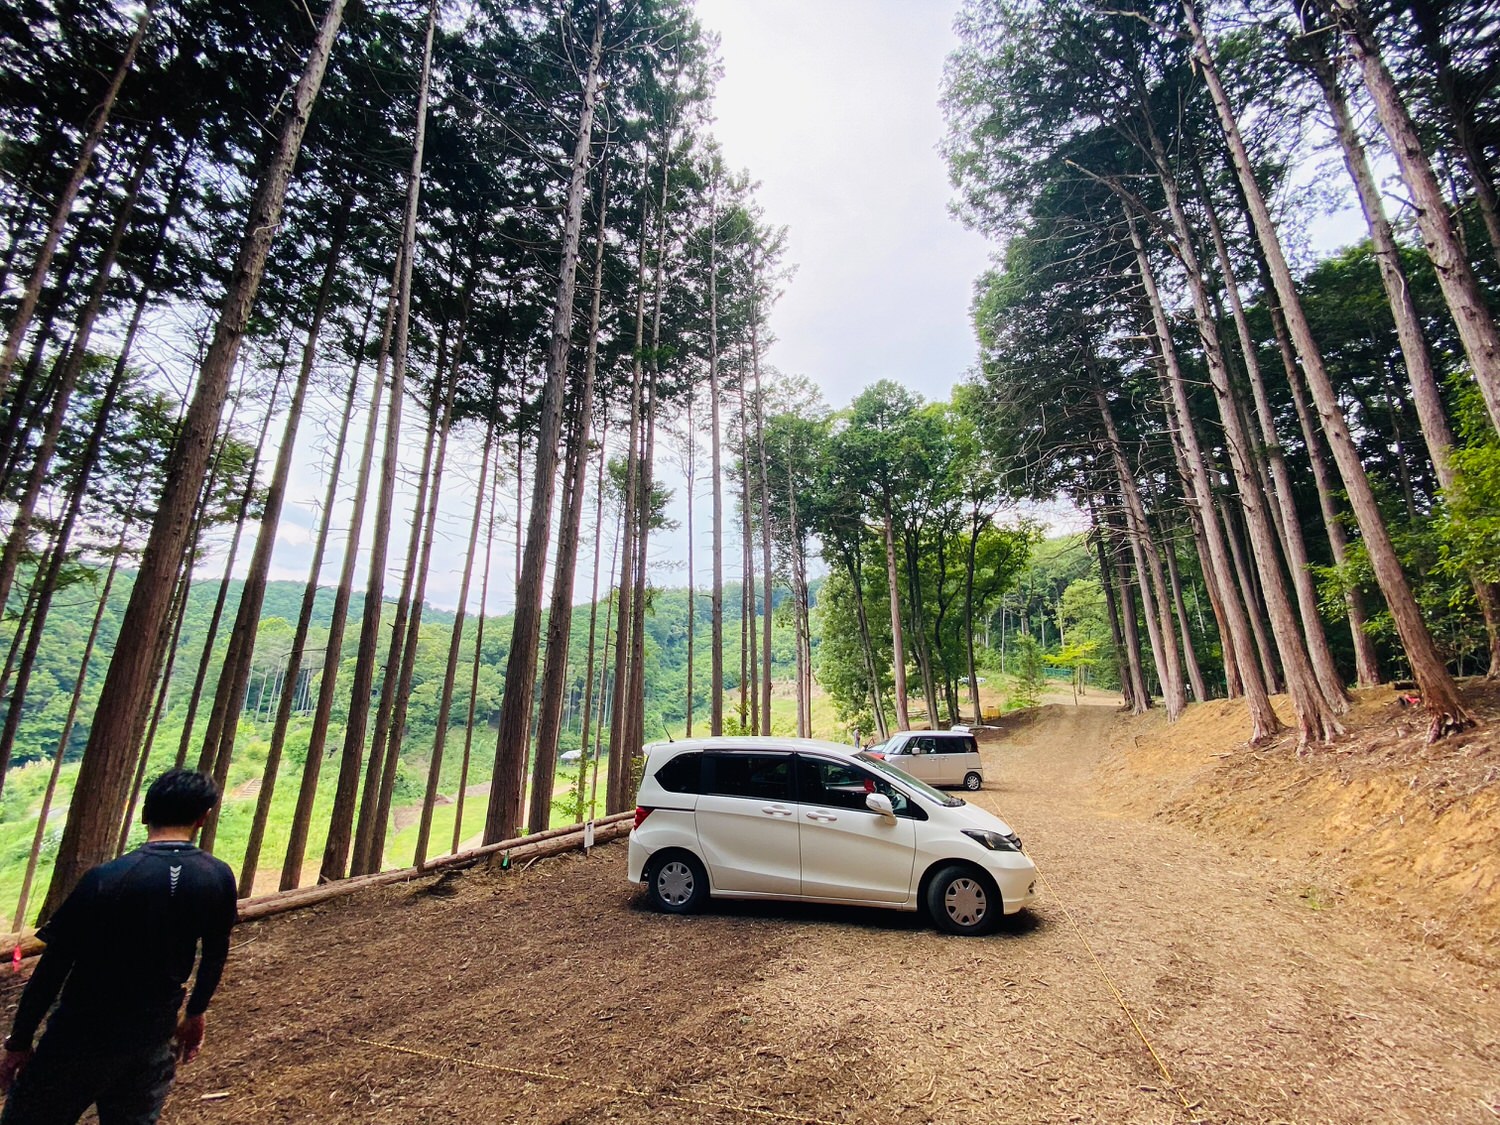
976;795;1204;1122
349;1036;843;1125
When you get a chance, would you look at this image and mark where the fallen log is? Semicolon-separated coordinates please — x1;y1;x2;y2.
2;813;634;955
235;814;632;923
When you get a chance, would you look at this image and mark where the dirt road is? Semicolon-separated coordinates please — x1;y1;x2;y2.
159;702;1496;1124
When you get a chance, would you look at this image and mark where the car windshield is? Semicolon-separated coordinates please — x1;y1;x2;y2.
855;752;965;806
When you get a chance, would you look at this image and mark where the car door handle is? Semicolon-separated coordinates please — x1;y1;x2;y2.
762;804;794;816
805;811;838;822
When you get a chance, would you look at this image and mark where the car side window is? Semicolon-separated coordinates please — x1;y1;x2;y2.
702;753;792;801
794;756;923;819
934;736;976;754
654;752;702;794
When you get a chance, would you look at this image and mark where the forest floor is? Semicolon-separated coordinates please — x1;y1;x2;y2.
50;687;1500;1123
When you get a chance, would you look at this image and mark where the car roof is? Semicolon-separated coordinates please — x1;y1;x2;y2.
642;736;859;757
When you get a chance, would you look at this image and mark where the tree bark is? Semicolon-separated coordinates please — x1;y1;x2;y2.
1192;154;1349;711
708;170;725;736
1095;384;1187;719
1317;0;1500;434
451;437;503;856
320;0;437;882
488;2;606;841
238;305;369;897
881;504;911;729
1128;210;1282;740
43;0;349;917
528;160;610;834
0;1;155;403
1186;0;1471;736
199;202;352;853
415;421;495;867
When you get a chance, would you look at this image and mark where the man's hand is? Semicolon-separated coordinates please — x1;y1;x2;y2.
0;1047;32;1093
174;1013;206;1064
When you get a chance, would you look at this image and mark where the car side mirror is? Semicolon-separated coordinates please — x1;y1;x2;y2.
865;792;895;817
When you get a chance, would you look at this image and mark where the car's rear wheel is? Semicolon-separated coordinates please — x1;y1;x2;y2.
644;851;709;915
925;864;1001;936
963;771;982;791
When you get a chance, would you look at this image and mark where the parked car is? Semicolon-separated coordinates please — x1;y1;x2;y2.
871;729;985;791
627;736;1035;936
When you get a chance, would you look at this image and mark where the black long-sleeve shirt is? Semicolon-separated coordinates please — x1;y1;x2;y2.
8;841;237;1048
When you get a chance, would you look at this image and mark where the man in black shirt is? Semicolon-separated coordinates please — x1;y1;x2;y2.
0;769;238;1125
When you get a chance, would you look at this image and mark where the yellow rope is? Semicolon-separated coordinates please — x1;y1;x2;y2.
978;797;1205;1122
349;1036;844;1125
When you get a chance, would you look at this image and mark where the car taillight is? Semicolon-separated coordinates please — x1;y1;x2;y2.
633;806;654;829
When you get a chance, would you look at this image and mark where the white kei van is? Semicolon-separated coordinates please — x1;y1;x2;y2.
871;729;985;790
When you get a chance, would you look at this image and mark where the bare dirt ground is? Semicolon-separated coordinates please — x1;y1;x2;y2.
70;698;1500;1123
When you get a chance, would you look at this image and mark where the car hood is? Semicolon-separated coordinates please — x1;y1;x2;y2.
940;797;1018;837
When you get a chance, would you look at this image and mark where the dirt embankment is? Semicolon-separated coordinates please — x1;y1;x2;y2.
1096;681;1500;969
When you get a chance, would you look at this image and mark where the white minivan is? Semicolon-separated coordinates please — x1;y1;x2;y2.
626;737;1036;936
872;729;985;790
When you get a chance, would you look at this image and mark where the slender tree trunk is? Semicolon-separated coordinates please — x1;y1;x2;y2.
1095;384;1186;719
626;377;658;765
750;299;773;734
1265;283;1382;688
1314;0;1500;434
238;307;369;897
279;286;395;891
605;174;651;818
1187;0;1470;735
1304;39;1500;678
685;391;696;736
528;163;610;834
1128;211;1282;741
1192;154;1349;710
199;204;352;853
708;176;724;736
11;528;131;933
1106;510;1152;713
1089;506;1134;709
0;1;155;403
181;364;288;773
321;0;437;883
740;386;757;733
1161;527;1208;702
366;379;454;872
881;503;911;729
416;422;494;866
43;0;349;917
488;3;606;841
574;417;610;826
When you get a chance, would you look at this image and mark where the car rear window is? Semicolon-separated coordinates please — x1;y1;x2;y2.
653;751;702;794
701;753;792;800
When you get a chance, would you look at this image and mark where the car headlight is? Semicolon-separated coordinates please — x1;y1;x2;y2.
962;828;1023;853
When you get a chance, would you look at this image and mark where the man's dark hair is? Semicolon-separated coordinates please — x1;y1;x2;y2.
142;769;219;828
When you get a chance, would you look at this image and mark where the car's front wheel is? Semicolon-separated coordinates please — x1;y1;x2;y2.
963;771;982;791
925;864;1001;936
644;851;709;914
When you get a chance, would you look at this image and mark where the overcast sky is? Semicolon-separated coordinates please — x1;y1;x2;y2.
693;0;992;410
